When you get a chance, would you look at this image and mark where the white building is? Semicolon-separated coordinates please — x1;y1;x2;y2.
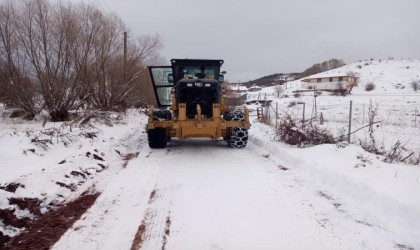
301;75;357;90
248;85;262;92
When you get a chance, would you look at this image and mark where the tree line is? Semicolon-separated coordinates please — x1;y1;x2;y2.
299;58;345;78
0;0;162;121
235;59;345;86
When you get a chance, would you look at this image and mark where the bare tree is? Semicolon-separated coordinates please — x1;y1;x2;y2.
15;0;89;120
72;3;115;110
136;34;165;65
1;0;164;116
80;12;133;110
346;71;360;94
126;34;165;107
82;17;164;110
273;84;284;97
0;1;37;118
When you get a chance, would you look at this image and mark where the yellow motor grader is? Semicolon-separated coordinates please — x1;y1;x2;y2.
146;59;250;148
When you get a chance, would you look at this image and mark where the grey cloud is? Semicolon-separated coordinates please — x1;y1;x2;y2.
98;0;420;81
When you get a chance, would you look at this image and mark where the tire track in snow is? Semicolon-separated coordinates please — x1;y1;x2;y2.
131;188;172;250
147;139;360;249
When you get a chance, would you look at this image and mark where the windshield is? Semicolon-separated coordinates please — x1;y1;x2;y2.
171;59;223;83
173;66;220;83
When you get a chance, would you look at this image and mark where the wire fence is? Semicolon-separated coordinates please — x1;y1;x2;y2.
253;99;420;155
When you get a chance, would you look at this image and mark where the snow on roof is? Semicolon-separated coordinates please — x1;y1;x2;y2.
237;85;248;91
302;73;356;81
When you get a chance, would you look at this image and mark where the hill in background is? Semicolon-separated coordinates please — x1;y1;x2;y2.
234;58;346;88
236;58;420;93
235;73;299;88
252;58;420;97
299;58;420;93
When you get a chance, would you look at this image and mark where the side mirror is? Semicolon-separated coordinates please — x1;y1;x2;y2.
218;75;224;83
167;73;174;84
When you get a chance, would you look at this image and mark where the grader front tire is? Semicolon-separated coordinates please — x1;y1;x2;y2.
228;127;248;148
224;111;248;148
148;128;167;148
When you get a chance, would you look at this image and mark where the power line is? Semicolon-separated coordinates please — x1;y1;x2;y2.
100;0;112;12
94;0;111;13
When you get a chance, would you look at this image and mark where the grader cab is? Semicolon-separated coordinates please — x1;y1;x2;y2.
146;59;250;148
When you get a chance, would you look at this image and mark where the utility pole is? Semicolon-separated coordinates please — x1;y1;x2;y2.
363;103;365;124
348;100;353;143
298;101;305;129
302;102;305;129
123;31;127;81
313;86;318;115
275;102;278;129
310;87;318;126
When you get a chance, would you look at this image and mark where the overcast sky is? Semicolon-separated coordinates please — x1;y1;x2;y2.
96;0;420;82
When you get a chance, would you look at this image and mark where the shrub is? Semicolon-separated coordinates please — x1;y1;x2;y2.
411;80;419;91
407;153;420;165
359;138;384;155
359;100;383;154
288;101;297;107
383;141;408;163
276;114;335;147
365;82;375;91
330;89;348;96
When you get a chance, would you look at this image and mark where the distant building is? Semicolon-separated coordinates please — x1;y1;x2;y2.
248;85;262;92
226;85;248;106
301;75;357;90
231;85;248;93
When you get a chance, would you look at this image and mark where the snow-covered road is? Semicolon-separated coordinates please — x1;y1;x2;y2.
53;125;419;250
1;109;418;249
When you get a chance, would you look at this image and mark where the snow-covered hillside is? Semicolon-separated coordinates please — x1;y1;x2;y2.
250;59;420;157
256;58;420;95
311;59;420;93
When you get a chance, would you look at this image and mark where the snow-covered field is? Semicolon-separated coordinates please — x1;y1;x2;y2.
1;59;420;249
252;59;420;157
